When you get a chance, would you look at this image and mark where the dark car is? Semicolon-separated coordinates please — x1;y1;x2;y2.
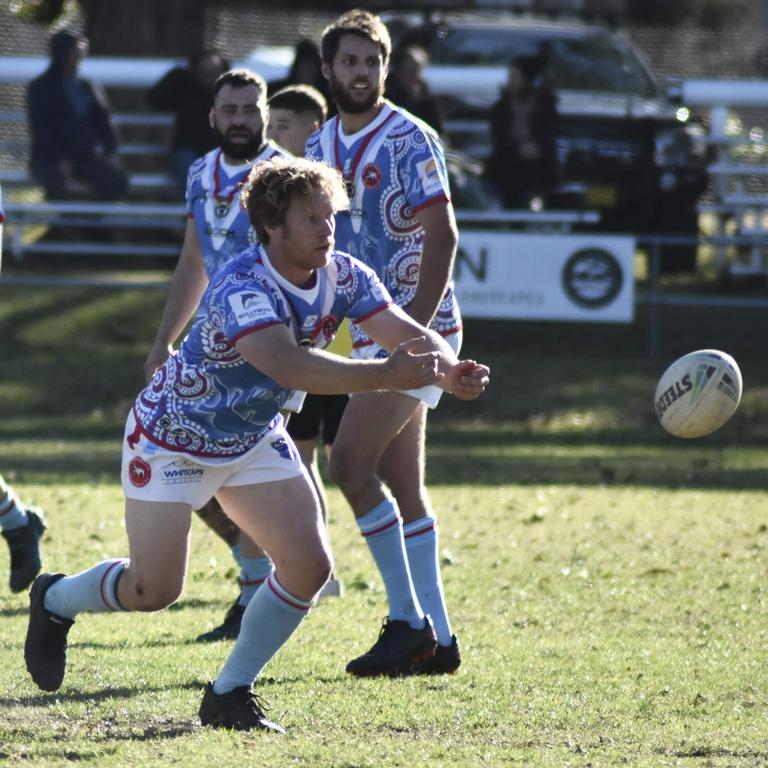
383;10;708;270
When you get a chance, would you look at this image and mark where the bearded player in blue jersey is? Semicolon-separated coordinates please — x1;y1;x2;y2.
144;69;289;642
307;9;465;677
24;157;490;732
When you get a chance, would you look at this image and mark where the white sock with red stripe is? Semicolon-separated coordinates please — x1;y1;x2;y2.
356;499;425;629
0;489;28;531
237;556;274;607
403;517;453;646
43;558;128;619
213;573;312;694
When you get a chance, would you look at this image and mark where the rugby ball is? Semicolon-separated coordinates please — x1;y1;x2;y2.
654;349;742;438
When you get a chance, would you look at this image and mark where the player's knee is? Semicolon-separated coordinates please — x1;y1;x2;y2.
329;446;368;492
128;577;183;612
307;551;333;595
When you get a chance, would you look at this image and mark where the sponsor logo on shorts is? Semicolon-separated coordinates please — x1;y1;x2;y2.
271;438;293;461
160;458;205;485
128;457;152;487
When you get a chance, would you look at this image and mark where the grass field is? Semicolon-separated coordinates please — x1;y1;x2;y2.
0;284;767;766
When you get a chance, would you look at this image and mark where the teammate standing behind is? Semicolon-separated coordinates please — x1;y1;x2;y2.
308;9;465;676
268;84;347;598
23;157;490;732
0;185;47;593
143;69;288;643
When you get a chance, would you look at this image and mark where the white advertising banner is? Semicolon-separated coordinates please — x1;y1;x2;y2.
453;232;635;323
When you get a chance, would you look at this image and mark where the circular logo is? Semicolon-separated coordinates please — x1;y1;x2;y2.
361;163;381;189
321;314;339;340
128;457;151;487
561;248;623;309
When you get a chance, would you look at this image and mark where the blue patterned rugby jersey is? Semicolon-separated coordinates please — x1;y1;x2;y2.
132;245;392;458
306;100;462;349
186;141;287;277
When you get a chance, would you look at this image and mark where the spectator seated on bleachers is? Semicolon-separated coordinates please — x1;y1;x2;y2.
146;49;228;194
27;30;128;201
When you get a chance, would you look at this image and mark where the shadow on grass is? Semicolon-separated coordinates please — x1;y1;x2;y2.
4;679;204;709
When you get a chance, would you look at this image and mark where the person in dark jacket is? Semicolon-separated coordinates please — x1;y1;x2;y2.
485;55;559;209
268;38;335;117
147;50;228;193
385;44;443;135
27;30;128;200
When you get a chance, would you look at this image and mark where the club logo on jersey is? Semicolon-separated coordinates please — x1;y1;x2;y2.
321;315;339;340
128;457;151;487
362;163;382;189
416;157;444;196
271;438;293;461
229;290;273;325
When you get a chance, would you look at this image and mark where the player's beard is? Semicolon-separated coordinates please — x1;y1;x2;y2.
214;123;265;161
327;70;382;115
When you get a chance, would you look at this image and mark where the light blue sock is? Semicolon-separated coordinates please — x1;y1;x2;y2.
404;517;453;646
0;490;28;531
44;558;128;619
357;499;424;628
213;573;311;693
237;556;274;607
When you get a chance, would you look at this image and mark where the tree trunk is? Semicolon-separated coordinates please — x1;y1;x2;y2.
80;0;207;57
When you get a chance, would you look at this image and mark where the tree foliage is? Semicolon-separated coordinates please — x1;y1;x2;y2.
9;0;206;55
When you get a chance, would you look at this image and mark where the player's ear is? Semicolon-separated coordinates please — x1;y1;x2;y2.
209;107;216;130
321;62;331;82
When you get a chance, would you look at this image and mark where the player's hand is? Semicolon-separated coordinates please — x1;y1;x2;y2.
143;342;174;384
382;336;444;390
446;360;490;400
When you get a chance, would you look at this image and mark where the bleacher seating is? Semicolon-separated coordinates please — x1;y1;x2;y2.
0;108;187;261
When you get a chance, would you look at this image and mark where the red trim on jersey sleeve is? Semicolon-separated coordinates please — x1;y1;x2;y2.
351;301;392;325
411;192;450;214
230;319;285;345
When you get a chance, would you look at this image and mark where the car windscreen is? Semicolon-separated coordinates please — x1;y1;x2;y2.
430;26;658;97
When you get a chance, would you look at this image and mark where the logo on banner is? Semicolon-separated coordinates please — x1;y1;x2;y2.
561;248;623;308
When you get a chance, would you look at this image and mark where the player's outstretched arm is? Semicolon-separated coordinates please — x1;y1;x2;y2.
143;219;208;382
235;323;442;395
359;304;490;400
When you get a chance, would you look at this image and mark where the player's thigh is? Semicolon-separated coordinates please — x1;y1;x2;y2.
216;476;331;597
124;499;192;604
331;390;420;480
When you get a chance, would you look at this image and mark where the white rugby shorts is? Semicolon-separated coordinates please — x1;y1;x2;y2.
351;330;462;409
121;412;306;507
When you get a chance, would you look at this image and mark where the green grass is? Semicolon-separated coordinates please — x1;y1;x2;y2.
0;285;767;766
